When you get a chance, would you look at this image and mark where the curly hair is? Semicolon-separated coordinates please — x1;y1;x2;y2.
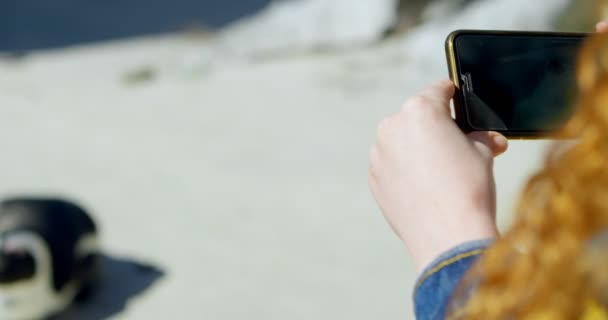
446;24;608;320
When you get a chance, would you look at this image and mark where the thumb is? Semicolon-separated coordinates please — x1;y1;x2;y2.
467;131;509;159
597;21;608;33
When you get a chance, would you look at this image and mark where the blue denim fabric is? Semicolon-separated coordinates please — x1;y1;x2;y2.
413;239;494;320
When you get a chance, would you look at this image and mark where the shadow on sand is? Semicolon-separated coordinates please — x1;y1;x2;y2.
51;255;164;320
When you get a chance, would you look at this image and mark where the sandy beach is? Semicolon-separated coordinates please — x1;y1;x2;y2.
0;0;568;318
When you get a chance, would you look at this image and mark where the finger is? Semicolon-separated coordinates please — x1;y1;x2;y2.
489;132;509;156
419;79;456;107
467;131;509;159
467;131;495;160
597;21;608;33
368;144;380;170
368;170;377;193
368;170;381;205
376;113;398;140
368;144;383;180
401;80;455;116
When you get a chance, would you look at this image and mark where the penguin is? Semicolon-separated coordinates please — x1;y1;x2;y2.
0;198;99;320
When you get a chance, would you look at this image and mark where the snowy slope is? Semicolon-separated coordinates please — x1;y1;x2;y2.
401;0;571;73
215;0;398;56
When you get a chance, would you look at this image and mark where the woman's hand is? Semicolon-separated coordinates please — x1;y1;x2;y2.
369;80;508;272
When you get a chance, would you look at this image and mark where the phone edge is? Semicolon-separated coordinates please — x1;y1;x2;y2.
445;30;473;134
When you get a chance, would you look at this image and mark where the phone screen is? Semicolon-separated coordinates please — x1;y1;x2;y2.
453;33;586;132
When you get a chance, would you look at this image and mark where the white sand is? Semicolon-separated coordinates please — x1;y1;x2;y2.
0;0;570;318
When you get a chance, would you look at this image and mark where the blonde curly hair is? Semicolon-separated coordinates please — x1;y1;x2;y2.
446;16;608;320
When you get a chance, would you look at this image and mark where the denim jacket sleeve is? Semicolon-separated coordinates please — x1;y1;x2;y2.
413;238;494;320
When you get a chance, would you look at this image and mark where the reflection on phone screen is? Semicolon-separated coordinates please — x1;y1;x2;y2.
455;35;585;131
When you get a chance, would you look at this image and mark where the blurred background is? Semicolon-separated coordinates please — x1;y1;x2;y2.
0;0;599;319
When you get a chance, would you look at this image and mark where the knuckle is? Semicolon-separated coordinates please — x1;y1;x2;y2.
369;145;379;163
376;115;397;138
368;171;378;191
402;95;433;112
377;116;391;133
368;148;381;185
401;95;444;120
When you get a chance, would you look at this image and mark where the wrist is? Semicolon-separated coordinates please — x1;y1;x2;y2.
405;215;498;272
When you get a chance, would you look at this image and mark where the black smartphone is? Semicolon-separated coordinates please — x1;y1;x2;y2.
445;30;588;138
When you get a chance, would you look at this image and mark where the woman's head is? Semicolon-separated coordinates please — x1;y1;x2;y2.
447;23;608;320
